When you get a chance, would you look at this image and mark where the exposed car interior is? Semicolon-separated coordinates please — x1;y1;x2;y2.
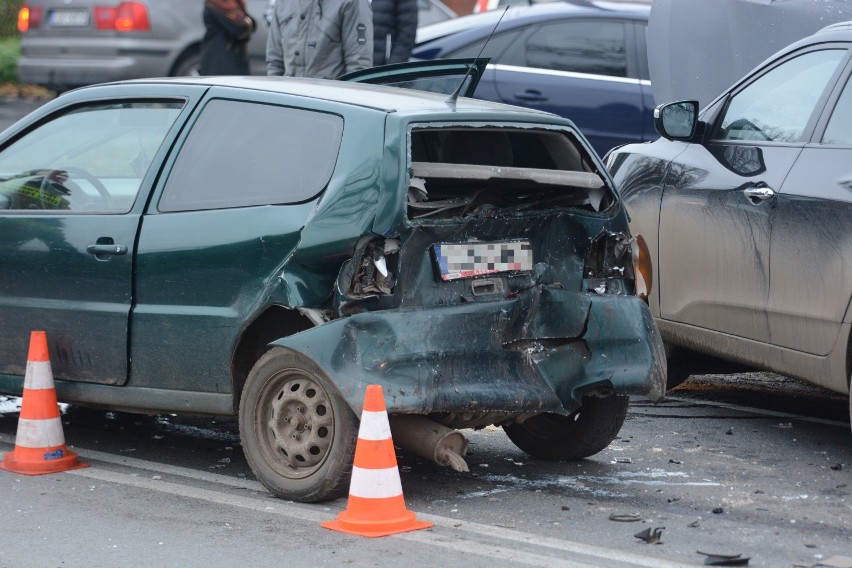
407;126;614;220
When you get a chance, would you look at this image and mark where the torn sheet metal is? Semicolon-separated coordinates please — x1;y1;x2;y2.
272;285;665;416
649;0;852;107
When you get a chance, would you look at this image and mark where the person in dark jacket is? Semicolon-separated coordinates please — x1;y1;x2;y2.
372;0;418;66
200;0;256;75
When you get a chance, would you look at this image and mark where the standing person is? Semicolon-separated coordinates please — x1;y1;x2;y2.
372;0;418;66
266;0;373;79
200;0;256;75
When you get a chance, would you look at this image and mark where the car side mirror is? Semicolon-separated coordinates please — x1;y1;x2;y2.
654;100;699;141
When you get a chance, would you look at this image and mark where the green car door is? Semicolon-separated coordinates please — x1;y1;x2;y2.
0;91;194;385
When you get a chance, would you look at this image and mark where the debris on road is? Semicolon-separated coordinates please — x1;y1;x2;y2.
609;513;641;522
633;526;664;544
697;551;750;566
712;507;725;514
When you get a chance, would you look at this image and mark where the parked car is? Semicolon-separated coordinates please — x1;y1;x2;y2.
15;0;456;91
0;63;665;501
605;22;852;422
412;1;654;156
471;0;651;16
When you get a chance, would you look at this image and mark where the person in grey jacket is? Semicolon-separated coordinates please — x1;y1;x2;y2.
266;0;373;79
372;0;418;66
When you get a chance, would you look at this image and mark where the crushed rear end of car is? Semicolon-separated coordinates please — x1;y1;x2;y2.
272;120;665;469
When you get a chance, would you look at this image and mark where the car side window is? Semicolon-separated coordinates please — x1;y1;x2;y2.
445;29;523;62
822;76;852;145
0;101;183;213
159;99;343;212
510;20;627;78
713;50;845;143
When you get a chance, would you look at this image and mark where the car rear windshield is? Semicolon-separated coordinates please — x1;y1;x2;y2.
407;126;612;220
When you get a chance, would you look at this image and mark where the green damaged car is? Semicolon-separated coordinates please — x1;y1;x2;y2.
0;70;665;502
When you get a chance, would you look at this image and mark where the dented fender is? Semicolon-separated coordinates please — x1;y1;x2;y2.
271;286;666;415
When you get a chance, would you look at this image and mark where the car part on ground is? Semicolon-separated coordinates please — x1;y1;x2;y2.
0;71;665;501
606;23;852;412
503;395;630;460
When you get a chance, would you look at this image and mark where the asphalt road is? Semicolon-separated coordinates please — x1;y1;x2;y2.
0;373;849;568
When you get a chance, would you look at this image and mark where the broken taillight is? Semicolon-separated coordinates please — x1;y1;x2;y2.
631;234;652;301
583;231;649;297
342;237;400;298
585;231;632;280
94;2;150;31
17;6;44;32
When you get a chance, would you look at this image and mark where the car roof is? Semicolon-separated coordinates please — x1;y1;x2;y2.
817;20;852;34
416;0;649;44
118;75;557;117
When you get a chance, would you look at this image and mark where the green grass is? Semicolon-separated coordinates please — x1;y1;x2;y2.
0;36;20;84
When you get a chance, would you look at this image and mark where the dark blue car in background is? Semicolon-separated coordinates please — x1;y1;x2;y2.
412;1;654;155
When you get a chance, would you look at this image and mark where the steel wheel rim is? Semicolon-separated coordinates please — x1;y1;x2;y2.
256;369;335;479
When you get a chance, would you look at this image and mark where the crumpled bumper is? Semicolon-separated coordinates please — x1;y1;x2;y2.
273;286;666;415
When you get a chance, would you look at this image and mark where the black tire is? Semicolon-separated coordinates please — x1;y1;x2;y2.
171;50;200;77
239;347;358;503
664;342;692;390
503;396;629;460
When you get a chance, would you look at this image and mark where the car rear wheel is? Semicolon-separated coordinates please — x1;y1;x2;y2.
503;396;629;460
239;347;358;502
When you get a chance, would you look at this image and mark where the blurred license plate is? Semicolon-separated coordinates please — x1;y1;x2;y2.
433;241;533;281
50;9;90;27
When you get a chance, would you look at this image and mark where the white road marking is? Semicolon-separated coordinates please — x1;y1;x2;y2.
1;437;693;567
66;466;690;568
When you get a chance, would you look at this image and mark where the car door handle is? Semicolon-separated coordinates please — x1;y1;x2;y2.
743;183;775;204
87;244;128;256
514;90;548;103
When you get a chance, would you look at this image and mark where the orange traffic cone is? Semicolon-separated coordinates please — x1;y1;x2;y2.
0;331;88;475
322;384;431;537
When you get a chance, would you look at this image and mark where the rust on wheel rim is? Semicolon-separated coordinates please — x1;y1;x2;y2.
258;369;335;480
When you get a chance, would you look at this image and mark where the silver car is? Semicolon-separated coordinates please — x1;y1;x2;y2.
606;22;852;424
16;0;455;91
